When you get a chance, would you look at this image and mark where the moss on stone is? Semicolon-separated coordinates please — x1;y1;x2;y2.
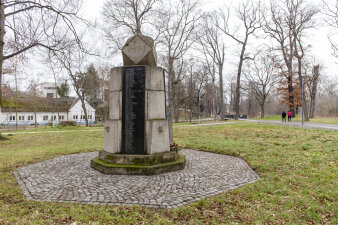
91;154;185;175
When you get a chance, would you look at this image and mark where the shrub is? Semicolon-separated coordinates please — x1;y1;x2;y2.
59;121;77;127
0;133;8;141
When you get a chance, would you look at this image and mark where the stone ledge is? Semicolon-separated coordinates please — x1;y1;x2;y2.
91;154;185;175
99;151;177;165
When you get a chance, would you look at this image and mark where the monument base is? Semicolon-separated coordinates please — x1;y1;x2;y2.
91;151;185;175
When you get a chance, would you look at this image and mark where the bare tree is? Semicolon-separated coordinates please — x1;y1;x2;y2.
194;64;208;120
217;1;263;120
102;0;161;53
264;0;297;116
200;13;226;120
305;64;321;118
323;0;338;58
290;0;319;121
49;42;92;126
264;0;318;119
0;0;85;106
156;0;201;143
244;53;278;118
203;55;217;120
27;78;41;127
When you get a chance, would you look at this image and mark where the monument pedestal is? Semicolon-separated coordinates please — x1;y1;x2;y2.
91;65;185;175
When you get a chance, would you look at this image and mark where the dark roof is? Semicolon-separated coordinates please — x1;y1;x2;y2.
1;97;77;112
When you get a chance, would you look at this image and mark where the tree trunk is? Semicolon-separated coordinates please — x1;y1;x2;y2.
309;65;319;118
0;1;5;107
234;39;247;120
80;97;88;127
287;72;295;117
260;102;265;118
218;64;224;120
196;93;200;121
34;109;37;127
167;58;174;144
212;95;216;121
297;58;309;121
174;107;179;123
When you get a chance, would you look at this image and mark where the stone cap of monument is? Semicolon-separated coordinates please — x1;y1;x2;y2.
122;34;157;67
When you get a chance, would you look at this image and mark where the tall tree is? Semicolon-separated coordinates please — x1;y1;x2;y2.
49;43;91;126
217;1;263;120
200;13;226;120
156;0;201;143
82;64;100;109
323;0;338;59
0;0;84;106
264;0;317;117
27;79;41;127
264;0;296;116
244;53;278;118
290;0;318;121
56;82;70;98
306;64;321;118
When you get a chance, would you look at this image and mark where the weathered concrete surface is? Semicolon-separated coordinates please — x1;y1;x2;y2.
110;67;122;91
146;67;164;90
14;149;259;209
109;91;122;120
146;120;170;154
147;90;166;120
98;151;178;165
104;120;121;153
91;154;185;175
122;35;157;67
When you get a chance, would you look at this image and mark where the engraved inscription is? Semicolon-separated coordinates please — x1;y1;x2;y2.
122;67;145;154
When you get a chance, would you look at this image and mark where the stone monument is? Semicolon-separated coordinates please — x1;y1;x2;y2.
91;34;185;175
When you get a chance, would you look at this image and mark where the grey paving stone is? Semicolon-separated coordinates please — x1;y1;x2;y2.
14;149;259;208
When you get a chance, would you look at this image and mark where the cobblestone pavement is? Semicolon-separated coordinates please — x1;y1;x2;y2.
14;149;259;209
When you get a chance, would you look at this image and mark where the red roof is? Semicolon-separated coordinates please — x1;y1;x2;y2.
1;86;8;95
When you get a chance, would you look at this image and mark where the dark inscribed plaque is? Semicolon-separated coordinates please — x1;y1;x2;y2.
122;66;145;154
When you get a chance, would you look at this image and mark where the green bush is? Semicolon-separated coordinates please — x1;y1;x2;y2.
0;133;8;141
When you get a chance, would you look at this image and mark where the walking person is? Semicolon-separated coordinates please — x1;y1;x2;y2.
288;111;292;122
282;111;286;122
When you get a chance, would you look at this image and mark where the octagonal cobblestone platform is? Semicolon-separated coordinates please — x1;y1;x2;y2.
14;149;259;209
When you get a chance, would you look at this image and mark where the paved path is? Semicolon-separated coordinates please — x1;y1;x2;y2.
248;120;338;131
14;149;259;209
179;121;240;127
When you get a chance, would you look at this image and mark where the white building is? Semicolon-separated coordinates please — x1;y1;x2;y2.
0;97;95;126
39;82;58;98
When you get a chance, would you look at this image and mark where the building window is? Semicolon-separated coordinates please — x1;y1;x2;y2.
88;115;92;119
81;115;86;120
51;115;56;120
43;115;49;120
73;115;78;120
9;116;15;121
28;116;34;121
59;115;64;120
19;116;25;121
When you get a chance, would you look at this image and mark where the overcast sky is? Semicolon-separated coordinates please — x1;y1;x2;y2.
81;0;338;76
6;0;338;92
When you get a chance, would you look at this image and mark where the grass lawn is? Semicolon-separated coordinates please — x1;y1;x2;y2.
254;115;338;125
0;123;337;224
0;125;103;133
